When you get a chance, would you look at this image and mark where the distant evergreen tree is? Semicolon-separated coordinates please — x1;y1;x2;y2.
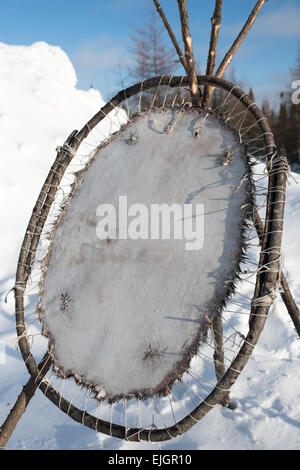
270;45;300;164
126;7;185;110
289;43;300;163
128;9;177;82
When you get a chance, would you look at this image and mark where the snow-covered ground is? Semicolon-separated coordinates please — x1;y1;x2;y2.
0;42;300;450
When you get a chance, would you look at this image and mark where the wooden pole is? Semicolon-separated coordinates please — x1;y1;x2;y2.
212;314;230;406
0;353;51;449
254;209;300;339
205;0;268;105
152;0;187;72
177;0;201;106
202;0;223;109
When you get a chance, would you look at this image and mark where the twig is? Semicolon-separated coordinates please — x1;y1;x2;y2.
202;0;223;109
176;0;201;106
254;209;300;339
206;0;268;105
152;0;187;72
0;353;52;449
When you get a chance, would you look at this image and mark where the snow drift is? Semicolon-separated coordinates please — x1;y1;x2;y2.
0;41;105;281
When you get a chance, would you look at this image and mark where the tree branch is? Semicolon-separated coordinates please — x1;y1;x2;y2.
152;0;187;72
212;314;230;407
0;353;52;449
202;0;223;109
176;0;201;106
217;0;267;77
206;0;268;106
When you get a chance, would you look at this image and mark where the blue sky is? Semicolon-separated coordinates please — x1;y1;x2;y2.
0;0;299;105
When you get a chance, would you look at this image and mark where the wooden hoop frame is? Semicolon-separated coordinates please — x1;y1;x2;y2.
14;75;287;442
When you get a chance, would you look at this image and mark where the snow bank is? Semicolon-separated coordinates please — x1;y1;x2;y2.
0;41;105;281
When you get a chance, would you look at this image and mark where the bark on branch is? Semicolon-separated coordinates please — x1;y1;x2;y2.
205;0;268;105
202;0;223;109
176;0;201;106
0;353;52;449
152;0;187;72
212;314;230;407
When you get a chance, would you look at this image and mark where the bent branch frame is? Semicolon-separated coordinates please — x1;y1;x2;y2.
13;75;287;442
